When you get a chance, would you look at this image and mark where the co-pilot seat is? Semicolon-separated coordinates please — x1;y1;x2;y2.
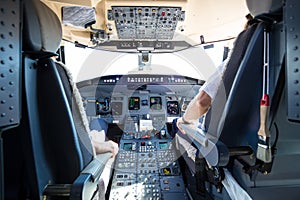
175;0;285;198
22;0;114;199
175;13;265;173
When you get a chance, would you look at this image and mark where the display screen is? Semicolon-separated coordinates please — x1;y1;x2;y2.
159;142;169;149
150;96;162;110
111;102;123;115
167;101;179;115
96;98;110;114
123;143;132;150
128;97;140;110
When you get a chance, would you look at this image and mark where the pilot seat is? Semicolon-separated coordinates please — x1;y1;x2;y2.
20;0;116;199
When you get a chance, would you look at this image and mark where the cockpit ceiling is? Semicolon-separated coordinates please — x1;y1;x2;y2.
41;0;249;49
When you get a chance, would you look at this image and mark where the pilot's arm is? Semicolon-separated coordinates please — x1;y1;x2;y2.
177;60;227;134
177;90;211;133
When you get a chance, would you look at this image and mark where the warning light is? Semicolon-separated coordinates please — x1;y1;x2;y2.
163;167;171;175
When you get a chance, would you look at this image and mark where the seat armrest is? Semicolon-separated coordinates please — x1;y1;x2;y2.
43;152;113;199
179;124;231;166
81;152;112;181
71;152;112;200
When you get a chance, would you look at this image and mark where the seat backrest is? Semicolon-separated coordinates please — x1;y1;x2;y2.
22;0;94;198
212;22;264;147
204;22;264;146
208;1;300;199
203;0;283;166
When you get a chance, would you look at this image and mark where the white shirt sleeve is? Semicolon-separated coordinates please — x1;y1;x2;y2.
199;38;237;101
199;60;227;101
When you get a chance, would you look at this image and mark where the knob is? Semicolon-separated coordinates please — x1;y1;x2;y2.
130;174;135;179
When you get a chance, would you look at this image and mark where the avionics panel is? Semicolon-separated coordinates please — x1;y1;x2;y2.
107;6;185;40
109;136;188;200
78;75;201;124
83;92;194;124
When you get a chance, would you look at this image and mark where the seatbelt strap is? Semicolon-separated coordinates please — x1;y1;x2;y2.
257;28;272;163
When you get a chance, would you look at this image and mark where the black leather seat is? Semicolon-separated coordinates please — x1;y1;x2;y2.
21;0;113;199
175;19;265;170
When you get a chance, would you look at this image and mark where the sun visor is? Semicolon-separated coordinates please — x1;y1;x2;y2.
62;6;96;28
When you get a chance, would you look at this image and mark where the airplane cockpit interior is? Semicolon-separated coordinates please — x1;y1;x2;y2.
1;0;300;199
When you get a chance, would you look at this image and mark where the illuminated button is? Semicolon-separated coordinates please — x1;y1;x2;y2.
130;174;135;179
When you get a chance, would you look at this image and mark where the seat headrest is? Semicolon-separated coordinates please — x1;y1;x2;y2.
23;0;62;53
246;0;283;17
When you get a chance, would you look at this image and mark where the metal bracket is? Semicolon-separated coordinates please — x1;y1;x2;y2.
138;51;152;71
285;0;300;122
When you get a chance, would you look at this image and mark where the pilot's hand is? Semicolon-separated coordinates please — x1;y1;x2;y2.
108;140;119;157
176;117;193;134
93;140;119;157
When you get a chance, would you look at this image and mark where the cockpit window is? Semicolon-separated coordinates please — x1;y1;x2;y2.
64;40;219;82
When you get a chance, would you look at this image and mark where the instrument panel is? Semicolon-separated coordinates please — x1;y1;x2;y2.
80;75;202;126
86;93;191;126
77;75;201;199
109;136;188;200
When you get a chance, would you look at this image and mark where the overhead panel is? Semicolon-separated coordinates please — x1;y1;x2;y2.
108;6;185;40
